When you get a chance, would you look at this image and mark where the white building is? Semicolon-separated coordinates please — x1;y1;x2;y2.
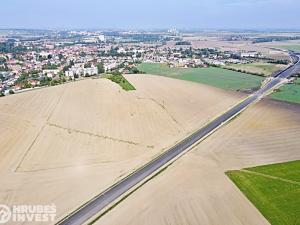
83;65;98;76
104;62;118;72
83;38;98;43
240;51;259;58
117;48;126;54
98;35;105;42
65;70;74;78
43;69;59;78
65;64;98;78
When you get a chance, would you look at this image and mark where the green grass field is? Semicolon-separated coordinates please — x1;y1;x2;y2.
271;78;300;104
138;63;264;91
107;74;135;91
227;63;284;76
277;45;300;52
226;160;300;225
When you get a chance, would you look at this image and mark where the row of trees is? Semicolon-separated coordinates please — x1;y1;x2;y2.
97;62;105;74
42;63;59;70
0;90;14;97
0;42;27;53
175;41;191;46
268;59;289;65
253;36;300;43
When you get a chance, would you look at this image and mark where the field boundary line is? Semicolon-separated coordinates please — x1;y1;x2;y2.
14;124;47;172
241;169;300;185
47;122;141;146
136;96;183;128
14;87;67;172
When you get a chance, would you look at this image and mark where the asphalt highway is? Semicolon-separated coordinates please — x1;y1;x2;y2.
58;54;300;225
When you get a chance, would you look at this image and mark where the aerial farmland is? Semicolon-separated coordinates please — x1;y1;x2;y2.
1;24;300;225
0;75;243;223
94;98;300;225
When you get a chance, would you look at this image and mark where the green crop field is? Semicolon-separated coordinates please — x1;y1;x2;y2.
226;160;300;225
138;63;264;91
277;45;300;52
226;63;284;76
271;78;300;104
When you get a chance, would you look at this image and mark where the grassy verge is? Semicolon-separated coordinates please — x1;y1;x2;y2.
138;63;264;91
226;160;300;225
107;73;135;91
271;78;300;104
225;63;284;77
276;45;300;52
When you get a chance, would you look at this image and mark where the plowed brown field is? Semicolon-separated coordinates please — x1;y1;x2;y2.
0;75;242;224
95;99;300;225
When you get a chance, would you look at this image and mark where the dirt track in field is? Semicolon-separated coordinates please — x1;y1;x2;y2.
0;75;242;224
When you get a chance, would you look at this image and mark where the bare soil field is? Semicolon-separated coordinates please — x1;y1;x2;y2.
0;75;242;224
95;99;300;225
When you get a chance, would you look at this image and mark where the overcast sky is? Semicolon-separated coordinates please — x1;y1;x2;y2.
1;0;299;29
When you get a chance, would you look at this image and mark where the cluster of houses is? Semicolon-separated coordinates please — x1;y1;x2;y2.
65;64;98;78
141;46;262;68
0;29;266;96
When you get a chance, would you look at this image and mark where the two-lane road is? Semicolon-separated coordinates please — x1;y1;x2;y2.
58;53;300;225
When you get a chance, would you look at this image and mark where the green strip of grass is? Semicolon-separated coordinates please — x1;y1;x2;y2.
138;63;264;91
226;160;300;225
107;74;135;91
277;45;300;52
226;63;283;76
271;78;300;104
